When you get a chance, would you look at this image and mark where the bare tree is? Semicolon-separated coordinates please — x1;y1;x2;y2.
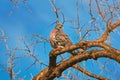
1;0;120;80
33;0;120;80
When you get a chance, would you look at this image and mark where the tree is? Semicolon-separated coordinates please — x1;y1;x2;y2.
33;0;120;80
1;0;120;80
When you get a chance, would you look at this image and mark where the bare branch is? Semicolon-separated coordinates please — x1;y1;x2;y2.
48;0;59;23
96;20;120;42
33;49;120;80
73;64;109;80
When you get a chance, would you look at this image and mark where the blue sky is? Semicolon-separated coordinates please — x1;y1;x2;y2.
0;0;120;80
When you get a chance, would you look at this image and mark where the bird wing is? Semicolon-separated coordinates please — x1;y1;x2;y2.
55;30;72;47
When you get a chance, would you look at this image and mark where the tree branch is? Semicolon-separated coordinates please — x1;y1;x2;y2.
33;49;120;80
73;64;109;80
96;20;120;42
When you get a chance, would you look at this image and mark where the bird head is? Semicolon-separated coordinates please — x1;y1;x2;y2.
55;23;63;30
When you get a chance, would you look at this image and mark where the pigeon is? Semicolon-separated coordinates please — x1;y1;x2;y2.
50;23;72;49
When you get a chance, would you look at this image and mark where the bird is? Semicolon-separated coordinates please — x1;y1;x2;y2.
49;23;77;56
50;23;72;49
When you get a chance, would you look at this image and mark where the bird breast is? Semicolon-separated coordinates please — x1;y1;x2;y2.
50;29;57;39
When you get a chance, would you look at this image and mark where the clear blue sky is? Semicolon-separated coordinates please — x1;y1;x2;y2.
0;0;120;80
